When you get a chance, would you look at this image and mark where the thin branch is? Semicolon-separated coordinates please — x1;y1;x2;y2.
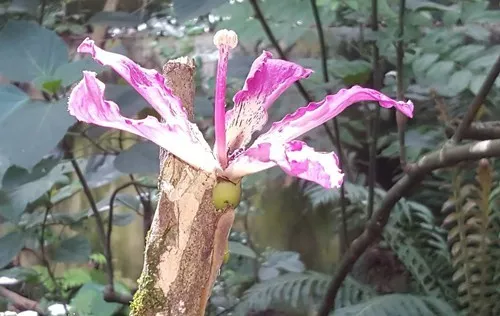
452;54;500;143
66;150;130;304
367;0;382;220
317;138;500;315
38;0;46;25
249;0;338;164
40;206;69;315
446;121;500;140
309;0;348;251
396;0;407;167
0;286;43;314
103;181;154;304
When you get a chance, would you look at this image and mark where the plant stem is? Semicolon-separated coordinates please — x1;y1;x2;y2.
248;0;337;147
396;0;407;167
452;54;500;144
309;0;348;251
367;0;381;220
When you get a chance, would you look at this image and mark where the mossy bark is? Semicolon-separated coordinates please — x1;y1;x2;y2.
130;58;235;316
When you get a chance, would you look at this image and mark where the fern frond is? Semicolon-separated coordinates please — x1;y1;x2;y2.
383;226;455;302
236;271;376;314
332;294;458;316
445;162;500;315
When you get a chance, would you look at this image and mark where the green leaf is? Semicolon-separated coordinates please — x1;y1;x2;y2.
42;79;62;94
228;241;257;259
54;58;106;87
426;61;455;85
62;268;92;290
7;0;40;16
463;24;490;42
83;154;123;189
0;84;29;124
71;283;122;316
0;20;68;82
52;235;91;263
449;45;485;63
0;231;26;269
439;69;472;97
174;0;227;22
467;51;500;71
114;142;160;174
112;211;136;226
88;11;142;27
1;159;68;222
0;92;75;168
412;53;439;75
469;74;487;95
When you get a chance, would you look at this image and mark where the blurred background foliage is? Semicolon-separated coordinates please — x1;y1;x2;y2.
0;0;499;315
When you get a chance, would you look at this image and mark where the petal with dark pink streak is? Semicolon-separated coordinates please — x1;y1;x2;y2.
68;71;219;172
224;140;343;189
77;38;187;121
225;51;312;153
253;85;414;145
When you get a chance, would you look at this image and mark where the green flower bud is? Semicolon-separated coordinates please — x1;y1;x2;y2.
212;179;241;209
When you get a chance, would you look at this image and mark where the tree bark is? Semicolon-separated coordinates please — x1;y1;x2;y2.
130;58;235;315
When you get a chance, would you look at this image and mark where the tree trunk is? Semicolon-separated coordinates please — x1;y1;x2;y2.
130;57;235;315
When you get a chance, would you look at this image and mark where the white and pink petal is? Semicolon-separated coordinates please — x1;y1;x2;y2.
253;85;414;145
224;140;343;189
77;38;187;121
225;51;313;153
68;71;219;172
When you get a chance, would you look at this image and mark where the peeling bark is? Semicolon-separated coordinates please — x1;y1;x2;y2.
131;57;235;315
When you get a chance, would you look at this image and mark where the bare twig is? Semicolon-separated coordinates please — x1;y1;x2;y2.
38;0;46;24
452;54;500;143
317;138;500;315
396;0;407;167
367;0;382;220
0;286;43;314
309;0;348;251
40;206;69;315
66;150;130;304
248;0;337;148
446;121;500;140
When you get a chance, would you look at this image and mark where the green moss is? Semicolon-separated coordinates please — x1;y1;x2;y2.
130;228;170;315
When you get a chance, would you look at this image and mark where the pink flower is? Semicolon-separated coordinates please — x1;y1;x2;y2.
68;30;414;189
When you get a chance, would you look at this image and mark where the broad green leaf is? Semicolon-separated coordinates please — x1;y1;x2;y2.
0;84;29;124
463;24;490;42
439;69;472;97
0;20;68;82
114;142;160;174
88;11;142;27
174;0;229;22
1;159;68;222
229;241;257;259
469;74;487;95
71;283;122;316
467;51;500;71
112;211;136;226
7;0;39;15
52;235;91;263
449;45;485;63
426;61;455;85
54;58;106;87
0;231;26;269
412;53;439;75
0;94;75;169
83;154;123;189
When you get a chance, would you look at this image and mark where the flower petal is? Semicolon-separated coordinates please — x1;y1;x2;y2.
77;38;187;121
253;85;414;145
224;140;343;189
69;72;219;172
225;51;313;153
